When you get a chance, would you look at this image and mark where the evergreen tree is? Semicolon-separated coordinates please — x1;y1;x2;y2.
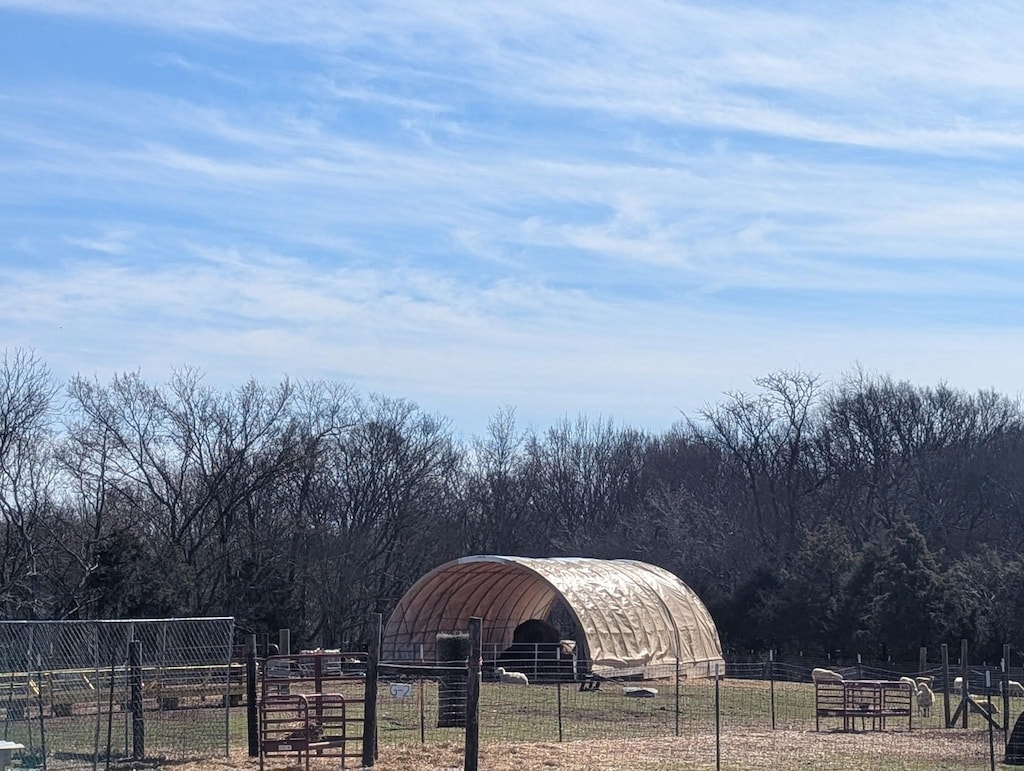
713;565;782;653
85;529;192;618
944;549;1024;661
833;536;885;659
777;520;854;654
866;517;943;661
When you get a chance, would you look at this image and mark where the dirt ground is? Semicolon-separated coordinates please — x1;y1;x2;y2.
101;726;994;771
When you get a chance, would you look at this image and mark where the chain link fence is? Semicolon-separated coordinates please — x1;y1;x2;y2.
0;618;236;769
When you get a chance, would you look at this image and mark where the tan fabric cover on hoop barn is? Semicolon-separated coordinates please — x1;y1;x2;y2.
382;555;724;679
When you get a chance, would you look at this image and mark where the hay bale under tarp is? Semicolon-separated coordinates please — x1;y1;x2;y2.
1007;711;1024;765
436;632;469;728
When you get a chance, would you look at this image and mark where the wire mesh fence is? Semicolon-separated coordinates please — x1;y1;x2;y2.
372;657;1023;770
0;618;236;769
4;635;1019;769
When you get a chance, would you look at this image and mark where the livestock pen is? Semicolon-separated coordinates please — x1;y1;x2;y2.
42;673;1003;770
4;671;1011;769
5;631;1022;769
336;625;1019;770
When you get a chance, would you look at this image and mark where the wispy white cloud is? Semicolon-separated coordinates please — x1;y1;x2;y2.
65;227;136;255
3;1;1024;433
5;79;1023;283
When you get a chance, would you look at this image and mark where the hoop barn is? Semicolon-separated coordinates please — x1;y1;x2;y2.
382;555;724;679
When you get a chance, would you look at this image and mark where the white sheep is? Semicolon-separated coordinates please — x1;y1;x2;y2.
496;666;529;686
916;682;935;717
811;667;843;684
968;696;999;716
1001;680;1024;698
952;676;964;695
897;676;917;709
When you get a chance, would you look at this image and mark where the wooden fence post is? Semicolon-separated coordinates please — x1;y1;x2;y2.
363;612;382;768
465;617;482;771
246;634;259;757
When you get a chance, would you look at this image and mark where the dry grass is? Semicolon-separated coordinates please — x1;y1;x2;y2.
103;726;998;771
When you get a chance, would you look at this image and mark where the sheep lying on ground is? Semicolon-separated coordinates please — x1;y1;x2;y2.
1001;680;1024;698
623;686;658;698
496;667;529;686
968;696;999;716
916;682;935;717
811;667;843;684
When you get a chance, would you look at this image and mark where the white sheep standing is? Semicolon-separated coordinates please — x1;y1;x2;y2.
1001;679;1024;698
898;677;917;708
952;676;964;695
496;666;529;686
916;682;935;717
811;667;843;684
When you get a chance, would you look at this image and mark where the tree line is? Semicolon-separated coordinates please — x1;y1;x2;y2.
2;349;1022;664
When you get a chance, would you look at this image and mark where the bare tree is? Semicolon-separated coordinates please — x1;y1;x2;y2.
463;407;532;554
692;370;824;557
0;349;59;617
300;395;463;646
62;368;309;614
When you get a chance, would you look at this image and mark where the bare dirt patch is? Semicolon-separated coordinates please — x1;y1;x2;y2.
104;726;993;770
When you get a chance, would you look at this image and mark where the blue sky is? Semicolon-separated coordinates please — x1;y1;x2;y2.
3;1;1023;437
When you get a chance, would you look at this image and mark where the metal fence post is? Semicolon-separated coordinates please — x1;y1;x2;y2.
35;655;47;766
129;640;144;760
556;681;563;743
1004;643;1011;733
674;657;680;737
961;639;969;729
942;643;951;728
714;663;721;771
988;671;995;771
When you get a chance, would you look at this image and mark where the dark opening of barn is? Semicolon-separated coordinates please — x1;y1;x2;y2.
382;555;724;682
